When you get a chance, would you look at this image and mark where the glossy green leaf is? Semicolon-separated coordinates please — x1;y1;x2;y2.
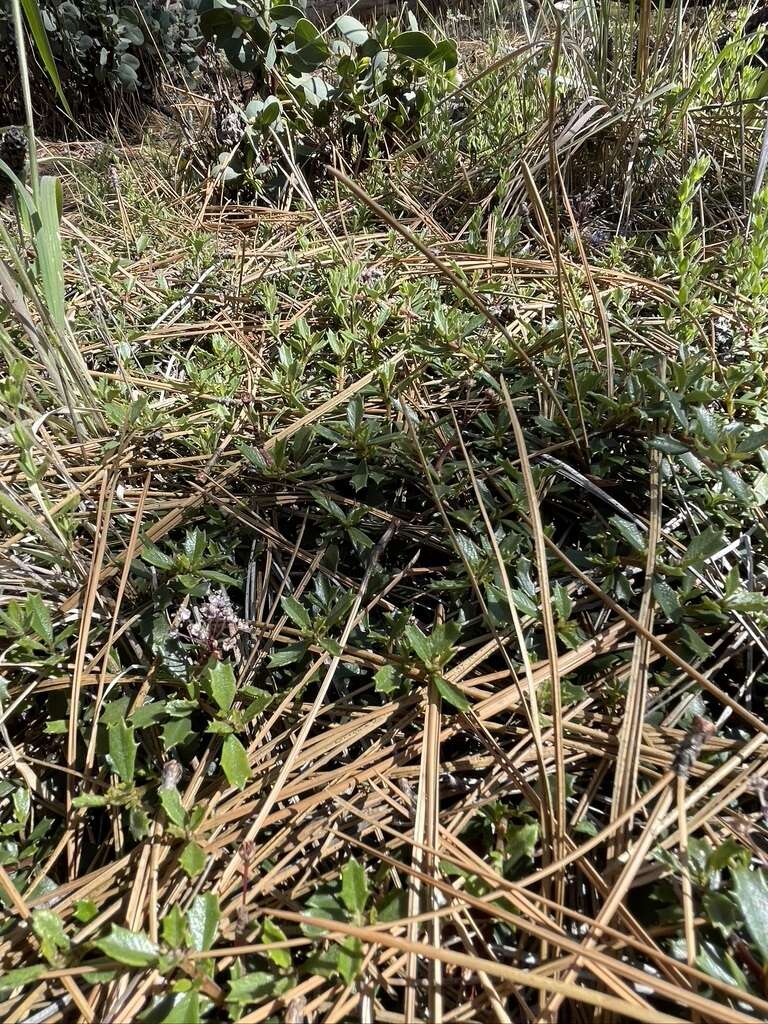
281;595;311;631
179;842;206;879
159;788;187;828
94;925;158;966
731;867;768;959
161;906;187;948
31;909;69;963
221;734;251;790
186;893;219;952
207;659;237;713
391;30;435;59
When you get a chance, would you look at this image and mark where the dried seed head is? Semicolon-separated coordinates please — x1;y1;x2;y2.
235;905;250;934
673;716;716;778
286;994;309;1024
160;759;183;790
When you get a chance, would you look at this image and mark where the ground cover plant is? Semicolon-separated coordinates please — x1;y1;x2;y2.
1;0;768;1021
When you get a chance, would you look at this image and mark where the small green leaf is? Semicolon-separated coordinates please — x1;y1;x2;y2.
108;721;137;784
552;583;572;622
721;467;752;504
281;595;311;631
511;588;540;619
703;892;741;938
694;407;719;445
72;792;109;808
609;516;646;553
73;900;99;924
159;788;188;828
504;822;539;871
653;577;680;620
269;642;309;667
129;805;150;841
207;660;237;714
682;528;724;567
731;867;768;960
161;906;188;948
340;857;368;918
336;936;364;984
101;698;130;726
573;818;598;836
736;426;768;453
433;675;470;712
262;918;291;968
242;688;273;719
179;842;206;879
186;893;219;952
648;435;689;455
374;664;400;694
205;719;234;734
753;472;768;506
376;889;407;923
221;734;251;790
301;892;347;937
228;972;291;1004
32;909;69;963
130;702;167;728
162;718;193;750
430;622;460;665
26;594;53;646
140;540;174;570
0;964;45;993
94;925;158;967
157;990;201;1023
404;624;432;665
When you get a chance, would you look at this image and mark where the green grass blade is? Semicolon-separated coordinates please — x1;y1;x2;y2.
34;175;66;332
18;0;72;117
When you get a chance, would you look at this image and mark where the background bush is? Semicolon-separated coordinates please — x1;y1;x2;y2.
0;0;203;130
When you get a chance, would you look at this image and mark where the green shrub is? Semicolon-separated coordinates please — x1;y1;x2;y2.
0;0;203;129
197;0;459;199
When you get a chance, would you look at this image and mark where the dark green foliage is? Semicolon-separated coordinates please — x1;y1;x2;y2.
0;126;26;199
0;0;202;130
196;0;458;198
